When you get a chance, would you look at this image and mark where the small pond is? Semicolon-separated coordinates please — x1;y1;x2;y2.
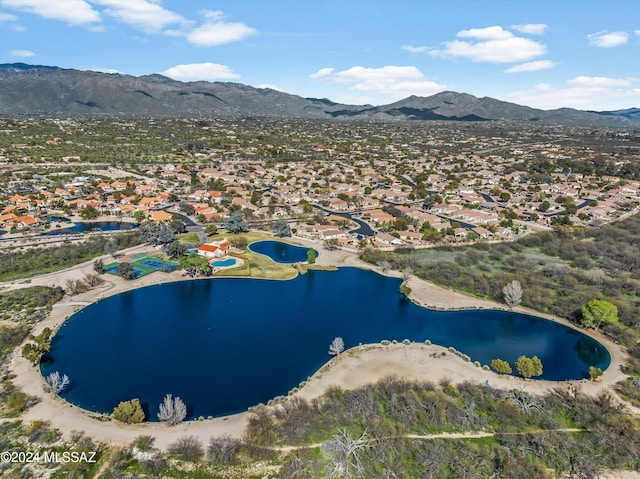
248;240;316;263
41;267;610;420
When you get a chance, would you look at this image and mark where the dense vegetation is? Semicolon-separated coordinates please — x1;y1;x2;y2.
242;378;640;478
0;232;141;281
363;214;640;342
3;377;635;478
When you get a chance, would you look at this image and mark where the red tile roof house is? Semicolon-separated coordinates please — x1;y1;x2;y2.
13;215;42;230
197;238;231;259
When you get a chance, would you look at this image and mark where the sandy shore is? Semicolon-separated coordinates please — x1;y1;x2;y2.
2;239;632;451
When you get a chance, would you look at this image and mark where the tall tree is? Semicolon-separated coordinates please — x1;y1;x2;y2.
580;299;619;331
118;262;135;280
307;248;317;264
45;371;70;395
113;398;145;423
502;280;523;308
515;355;543;379
157;394;187;425
272;219;291;237
224;211;248;234
166;240;188;260
328;337;345;356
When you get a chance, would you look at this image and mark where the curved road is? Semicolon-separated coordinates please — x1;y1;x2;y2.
313;205;376;237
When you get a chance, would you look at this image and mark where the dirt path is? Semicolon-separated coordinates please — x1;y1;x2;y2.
267;428;588;452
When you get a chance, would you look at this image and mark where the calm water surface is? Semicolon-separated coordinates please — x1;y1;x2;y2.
249;240;316;263
41;268;610;420
43;221;135;236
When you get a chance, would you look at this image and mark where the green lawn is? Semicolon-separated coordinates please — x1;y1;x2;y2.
209;232;301;280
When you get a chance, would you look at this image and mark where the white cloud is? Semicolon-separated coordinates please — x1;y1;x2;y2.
187;19;256;46
587;31;629;47
504;60;558;73
0;12;18;22
457;26;513;40
309;67;334;79
401;44;429;53
0;0;100;25
506;76;640;110
312;65;446;102
161;62;240;82
510;23;547;35
81;66;121;74
10;49;35;57
89;0;187;32
636;30;640;36
430;26;546;63
567;76;635;88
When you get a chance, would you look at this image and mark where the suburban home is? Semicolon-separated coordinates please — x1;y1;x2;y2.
375;232;403;246
146;210;173;222
12;215;42;230
197;238;231;259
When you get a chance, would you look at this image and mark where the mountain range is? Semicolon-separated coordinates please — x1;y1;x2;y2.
1;63;638;126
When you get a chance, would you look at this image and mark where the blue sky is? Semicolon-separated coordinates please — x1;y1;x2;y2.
0;0;638;110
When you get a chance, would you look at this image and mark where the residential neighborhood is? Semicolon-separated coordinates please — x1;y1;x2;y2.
1;118;638;250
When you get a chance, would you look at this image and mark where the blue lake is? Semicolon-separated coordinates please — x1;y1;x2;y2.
43;221;136;236
41;268;610;421
249;240;316;263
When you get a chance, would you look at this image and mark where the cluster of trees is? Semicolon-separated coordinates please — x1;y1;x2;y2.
112;394;188;425
21;327;52;364
0;232;140;281
65;273;104;294
490;356;543;379
139;222;180;246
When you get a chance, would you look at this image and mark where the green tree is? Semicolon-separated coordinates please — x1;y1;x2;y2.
21;328;52;364
538;200;550;212
179;202;195;215
490;359;513;375
515;355;543;379
133;210;146;223
113;398;145;424
166;240;188;260
179;254;211;277
307;248;317;264
204;224;218;236
272;219;291;237
79;205;100;219
118;262;135;280
93;258;104;274
224;211;248;234
399;282;412;296
589;366;603;381
580;299;619;331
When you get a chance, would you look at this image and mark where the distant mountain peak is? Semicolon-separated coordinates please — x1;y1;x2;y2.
0;63;636;126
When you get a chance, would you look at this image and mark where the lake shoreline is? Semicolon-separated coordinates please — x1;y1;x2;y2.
4;238;631;450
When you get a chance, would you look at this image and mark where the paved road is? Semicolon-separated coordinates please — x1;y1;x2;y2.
314;205;376;237
164;207;207;243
